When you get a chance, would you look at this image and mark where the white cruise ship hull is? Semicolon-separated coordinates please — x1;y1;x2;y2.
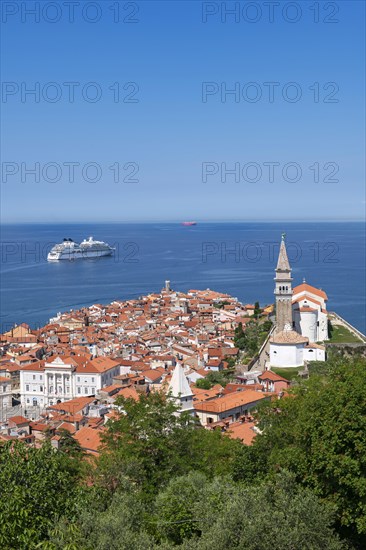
47;249;113;261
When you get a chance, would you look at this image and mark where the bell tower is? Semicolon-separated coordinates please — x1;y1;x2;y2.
274;233;293;332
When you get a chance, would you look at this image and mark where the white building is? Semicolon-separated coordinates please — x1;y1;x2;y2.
168;363;194;415
194;389;269;426
270;326;325;367
0;376;12;419
20;355;121;409
292;281;329;342
269;235;326;368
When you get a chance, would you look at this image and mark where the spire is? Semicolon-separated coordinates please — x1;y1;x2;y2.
168;363;192;398
276;234;291;272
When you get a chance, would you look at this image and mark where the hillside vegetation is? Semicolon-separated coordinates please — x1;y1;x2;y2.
1;355;365;549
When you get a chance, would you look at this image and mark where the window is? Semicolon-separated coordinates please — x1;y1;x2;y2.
33;375;36;380
84;387;88;394
77;387;81;394
91;387;95;394
91;377;94;383
26;384;29;391
49;385;53;393
40;375;43;381
40;386;43;392
26;398;30;404
77;377;80;382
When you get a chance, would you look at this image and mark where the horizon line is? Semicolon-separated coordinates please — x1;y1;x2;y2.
0;219;365;225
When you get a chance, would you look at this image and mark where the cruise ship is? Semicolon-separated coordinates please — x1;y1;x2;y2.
47;237;114;261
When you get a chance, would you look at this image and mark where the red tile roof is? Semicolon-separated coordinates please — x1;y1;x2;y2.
8;415;29;425
258;370;289;383
73;426;103;453
47;396;95;415
226;421;257;445
293;283;328;301
194;389;268;414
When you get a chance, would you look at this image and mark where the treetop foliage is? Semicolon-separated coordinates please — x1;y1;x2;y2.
1;356;365;549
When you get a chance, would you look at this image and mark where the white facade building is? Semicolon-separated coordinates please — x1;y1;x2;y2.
20;355;121;409
292;281;329;342
269;236;327;368
270;326;325;367
168;363;194;415
0;377;12;419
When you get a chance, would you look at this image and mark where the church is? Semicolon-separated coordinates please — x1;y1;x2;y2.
269;234;327;368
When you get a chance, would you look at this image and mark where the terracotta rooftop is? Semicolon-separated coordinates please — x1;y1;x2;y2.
226;420;257;445
8;415;30;425
270;330;308;345
258;370;289;383
293;283;328;301
73;426;103;454
194;389;269;414
47;396;95;415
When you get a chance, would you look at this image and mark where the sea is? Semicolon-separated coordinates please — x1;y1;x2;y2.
0;222;365;334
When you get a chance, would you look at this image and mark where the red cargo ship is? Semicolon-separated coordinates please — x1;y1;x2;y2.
181;221;197;226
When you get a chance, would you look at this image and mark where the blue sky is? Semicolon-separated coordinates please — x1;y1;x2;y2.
1;0;365;222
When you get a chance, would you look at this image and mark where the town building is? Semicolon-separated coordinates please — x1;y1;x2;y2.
194;389;269;425
19;355;121;408
292;281;329;341
0;376;13;420
269;234;326;368
168;363;194;415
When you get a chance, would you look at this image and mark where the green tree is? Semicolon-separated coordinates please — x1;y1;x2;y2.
195;377;212;390
195;370;233;390
99;391;240;497
47;481;153;550
244;321;260;354
187;428;242;479
154;472;235;545
235;358;366;546
99;392;197;494
51;472;345;550
224;356;236;369
213;301;230;309
254;301;261;318
0;441;83;549
234;322;246;350
262;319;273;332
182;472;346;550
58;428;84;458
